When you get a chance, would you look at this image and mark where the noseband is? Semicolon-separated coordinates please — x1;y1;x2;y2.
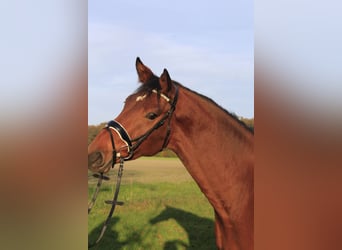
106;85;179;163
88;85;178;248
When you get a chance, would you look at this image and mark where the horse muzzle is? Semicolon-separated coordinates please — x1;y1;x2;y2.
88;151;111;173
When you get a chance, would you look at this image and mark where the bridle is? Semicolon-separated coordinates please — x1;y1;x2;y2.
88;85;179;248
107;85;179;163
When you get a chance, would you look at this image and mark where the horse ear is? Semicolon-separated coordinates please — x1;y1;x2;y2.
160;68;172;92
136;57;154;84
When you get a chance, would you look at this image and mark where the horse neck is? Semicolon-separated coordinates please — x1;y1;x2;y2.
168;85;254;249
169;85;253;165
167;85;254;197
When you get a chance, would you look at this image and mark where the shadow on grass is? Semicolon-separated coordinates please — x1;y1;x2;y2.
88;217;125;250
88;206;215;249
150;206;216;250
88;216;156;250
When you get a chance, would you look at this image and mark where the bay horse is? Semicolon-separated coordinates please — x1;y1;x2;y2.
88;58;254;250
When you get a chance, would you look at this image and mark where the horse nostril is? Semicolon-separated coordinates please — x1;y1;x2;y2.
88;151;104;168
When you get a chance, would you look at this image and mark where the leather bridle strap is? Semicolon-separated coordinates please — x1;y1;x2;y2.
87;173;109;214
161;86;178;149
88;158;124;248
107;120;132;148
88;127;125;248
108;85;179;160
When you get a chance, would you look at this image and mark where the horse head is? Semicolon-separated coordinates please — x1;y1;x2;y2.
88;58;178;173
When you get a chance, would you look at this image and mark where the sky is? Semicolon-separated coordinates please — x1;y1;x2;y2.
256;0;342;117
0;0;86;128
88;0;254;125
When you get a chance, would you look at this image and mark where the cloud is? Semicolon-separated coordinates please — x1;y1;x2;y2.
88;22;253;124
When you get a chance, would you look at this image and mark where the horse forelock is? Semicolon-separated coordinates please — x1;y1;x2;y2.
135;76;161;94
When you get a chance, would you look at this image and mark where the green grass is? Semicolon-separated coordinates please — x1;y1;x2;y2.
88;158;216;249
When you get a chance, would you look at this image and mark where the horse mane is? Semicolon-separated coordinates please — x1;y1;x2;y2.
134;78;254;134
174;82;254;135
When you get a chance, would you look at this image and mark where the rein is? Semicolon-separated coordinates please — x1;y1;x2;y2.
88;85;178;248
88;159;124;248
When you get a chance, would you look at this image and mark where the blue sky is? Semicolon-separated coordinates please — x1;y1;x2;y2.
88;0;254;125
0;1;85;127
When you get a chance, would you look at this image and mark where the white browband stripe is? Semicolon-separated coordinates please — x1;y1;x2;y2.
136;94;147;101
152;89;170;102
136;89;171;103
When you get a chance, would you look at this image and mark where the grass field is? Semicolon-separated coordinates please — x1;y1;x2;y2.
88;157;216;249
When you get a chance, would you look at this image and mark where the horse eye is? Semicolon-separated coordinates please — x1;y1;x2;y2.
146;112;158;120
